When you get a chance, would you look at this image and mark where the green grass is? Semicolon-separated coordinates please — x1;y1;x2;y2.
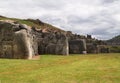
0;53;120;83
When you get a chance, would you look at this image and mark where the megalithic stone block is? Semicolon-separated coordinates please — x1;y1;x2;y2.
0;20;37;59
69;39;87;54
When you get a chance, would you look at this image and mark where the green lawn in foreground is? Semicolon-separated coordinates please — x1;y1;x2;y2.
0;53;120;83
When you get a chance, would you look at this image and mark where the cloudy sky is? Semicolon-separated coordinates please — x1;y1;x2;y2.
0;0;120;40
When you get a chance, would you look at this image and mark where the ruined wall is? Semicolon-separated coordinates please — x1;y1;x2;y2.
66;31;87;54
64;31;110;54
69;39;87;54
0;19;110;59
38;32;69;55
97;45;110;53
0;21;37;59
0;20;69;59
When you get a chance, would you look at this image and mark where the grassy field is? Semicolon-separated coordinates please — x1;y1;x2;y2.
0;53;120;83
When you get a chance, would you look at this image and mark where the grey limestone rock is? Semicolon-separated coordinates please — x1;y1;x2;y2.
0;20;69;59
0;21;37;59
69;39;87;54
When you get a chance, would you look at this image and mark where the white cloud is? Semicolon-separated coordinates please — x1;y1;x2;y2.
0;0;120;40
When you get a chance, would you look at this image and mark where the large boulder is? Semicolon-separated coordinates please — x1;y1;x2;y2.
69;39;87;54
38;32;69;55
0;20;37;59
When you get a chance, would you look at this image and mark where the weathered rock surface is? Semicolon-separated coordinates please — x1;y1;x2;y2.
0;20;37;59
0;16;115;59
37;31;69;55
97;45;109;53
0;20;69;59
69;39;87;54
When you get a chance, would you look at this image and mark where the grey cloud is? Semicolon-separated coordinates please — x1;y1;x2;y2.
36;0;67;10
102;0;118;3
0;0;120;40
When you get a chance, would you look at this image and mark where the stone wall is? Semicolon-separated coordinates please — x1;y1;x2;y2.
0;20;69;59
0;21;37;59
37;32;69;55
69;39;87;54
0;19;110;59
97;45;110;53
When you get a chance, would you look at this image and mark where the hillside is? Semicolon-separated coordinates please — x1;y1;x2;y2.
0;15;65;33
107;35;120;45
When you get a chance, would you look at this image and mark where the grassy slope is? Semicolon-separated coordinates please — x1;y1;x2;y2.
0;16;64;32
0;53;120;83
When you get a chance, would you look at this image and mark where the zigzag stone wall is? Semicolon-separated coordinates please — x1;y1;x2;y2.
0;20;106;59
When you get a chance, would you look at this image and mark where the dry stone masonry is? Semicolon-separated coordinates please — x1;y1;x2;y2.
0;20;37;59
0;20;110;59
0;20;69;59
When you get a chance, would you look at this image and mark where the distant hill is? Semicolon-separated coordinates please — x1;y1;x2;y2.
107;35;120;45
